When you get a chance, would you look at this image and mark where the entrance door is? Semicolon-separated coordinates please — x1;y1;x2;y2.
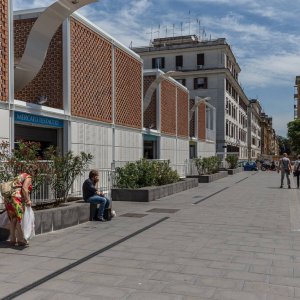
15;124;61;157
143;140;158;159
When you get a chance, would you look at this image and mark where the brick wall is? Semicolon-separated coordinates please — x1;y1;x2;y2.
177;87;189;138
198;102;206;140
14;18;63;108
115;48;142;129
161;80;176;136
70;19;112;122
143;75;157;129
0;0;9;102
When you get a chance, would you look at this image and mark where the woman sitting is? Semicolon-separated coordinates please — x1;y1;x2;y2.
4;173;32;246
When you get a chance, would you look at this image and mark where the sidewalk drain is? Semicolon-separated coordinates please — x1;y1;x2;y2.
120;213;148;218
147;208;180;213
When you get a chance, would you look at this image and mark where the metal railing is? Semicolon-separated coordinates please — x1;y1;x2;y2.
70;169;115;200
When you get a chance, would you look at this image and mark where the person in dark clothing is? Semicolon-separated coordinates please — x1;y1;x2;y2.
82;170;110;221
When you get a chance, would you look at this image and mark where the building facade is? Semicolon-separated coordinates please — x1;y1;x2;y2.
133;35;248;159
0;0;12;144
294;76;300;119
248;100;262;160
143;70;190;175
11;9;143;169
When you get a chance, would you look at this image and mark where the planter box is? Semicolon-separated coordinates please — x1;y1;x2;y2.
187;171;228;183
111;178;198;202
227;167;243;175
34;202;90;235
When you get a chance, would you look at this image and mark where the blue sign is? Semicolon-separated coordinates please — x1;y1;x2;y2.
15;112;64;128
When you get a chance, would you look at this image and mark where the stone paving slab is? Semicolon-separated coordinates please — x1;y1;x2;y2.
2;172;300;299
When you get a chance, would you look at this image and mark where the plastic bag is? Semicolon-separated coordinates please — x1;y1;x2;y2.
0;211;9;229
21;206;35;240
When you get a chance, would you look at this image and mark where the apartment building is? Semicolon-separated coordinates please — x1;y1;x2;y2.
10;8;144;169
133;35;249;159
248;99;262;160
0;0;12;144
260;113;279;157
294;76;300;119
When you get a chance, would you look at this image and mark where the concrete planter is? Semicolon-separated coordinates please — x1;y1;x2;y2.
187;171;228;183
227;167;243;175
111;178;198;202
34;202;90;235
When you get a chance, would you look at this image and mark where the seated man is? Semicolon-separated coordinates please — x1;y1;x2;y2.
82;170;111;222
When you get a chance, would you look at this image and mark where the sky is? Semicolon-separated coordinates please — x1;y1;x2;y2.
13;0;300;137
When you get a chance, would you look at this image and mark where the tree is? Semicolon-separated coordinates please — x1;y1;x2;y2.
0;140;48;191
277;135;291;155
287;119;300;154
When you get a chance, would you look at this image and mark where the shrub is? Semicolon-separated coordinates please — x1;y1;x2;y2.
225;154;239;169
114;159;180;189
193;156;221;175
45;147;93;204
0;140;48;192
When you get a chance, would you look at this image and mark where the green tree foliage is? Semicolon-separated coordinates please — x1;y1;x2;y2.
114;159;180;189
225;154;239;169
287;119;300;154
0;140;48;191
45;147;93;204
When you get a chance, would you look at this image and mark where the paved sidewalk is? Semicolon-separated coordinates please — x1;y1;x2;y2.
1;171;300;299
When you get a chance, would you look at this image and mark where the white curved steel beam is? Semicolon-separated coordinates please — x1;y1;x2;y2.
189;96;211;121
14;0;98;92
143;71;180;112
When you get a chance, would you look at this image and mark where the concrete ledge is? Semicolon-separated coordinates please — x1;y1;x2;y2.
34;202;90;235
187;171;228;183
228;167;243;175
111;178;198;202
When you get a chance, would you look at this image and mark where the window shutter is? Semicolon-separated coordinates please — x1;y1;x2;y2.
161;57;165;69
176;55;183;67
197;53;204;65
204;77;208;88
152;58;156;69
194;78;198;89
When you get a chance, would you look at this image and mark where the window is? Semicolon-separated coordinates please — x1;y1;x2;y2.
197;53;204;67
194;77;207;89
152;57;165;69
177;78;186;86
176;55;183;69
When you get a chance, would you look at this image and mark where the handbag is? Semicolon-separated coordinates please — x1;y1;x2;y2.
21;206;35;240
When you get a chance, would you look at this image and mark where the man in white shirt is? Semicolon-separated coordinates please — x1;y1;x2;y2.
278;153;292;189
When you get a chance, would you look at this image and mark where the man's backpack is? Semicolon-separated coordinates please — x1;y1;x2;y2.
0;180;14;198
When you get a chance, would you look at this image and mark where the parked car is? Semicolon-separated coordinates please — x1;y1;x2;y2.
243;161;258;171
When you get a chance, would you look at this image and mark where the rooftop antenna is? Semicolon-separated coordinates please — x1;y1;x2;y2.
196;18;201;40
164;25;168;37
180;21;183;36
172;24;176;37
129;41;133;49
185;10;192;35
146;27;154;42
157;24;161;38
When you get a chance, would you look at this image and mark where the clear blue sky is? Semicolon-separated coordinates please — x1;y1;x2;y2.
14;0;300;137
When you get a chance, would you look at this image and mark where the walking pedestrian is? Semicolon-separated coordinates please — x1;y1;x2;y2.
3;173;32;246
278;153;292;189
293;155;300;189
